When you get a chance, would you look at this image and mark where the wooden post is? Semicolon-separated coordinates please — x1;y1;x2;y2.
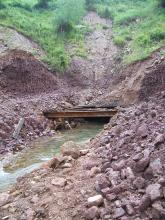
13;118;24;139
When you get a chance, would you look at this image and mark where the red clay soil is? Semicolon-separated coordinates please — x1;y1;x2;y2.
0;50;59;96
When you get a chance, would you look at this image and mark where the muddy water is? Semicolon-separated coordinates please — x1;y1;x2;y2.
0;122;103;192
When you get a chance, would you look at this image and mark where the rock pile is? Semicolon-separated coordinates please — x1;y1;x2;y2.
85;92;165;219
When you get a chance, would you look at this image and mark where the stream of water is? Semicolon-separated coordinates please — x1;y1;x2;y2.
0;122;103;192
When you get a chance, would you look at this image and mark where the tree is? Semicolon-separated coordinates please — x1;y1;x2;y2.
54;0;85;33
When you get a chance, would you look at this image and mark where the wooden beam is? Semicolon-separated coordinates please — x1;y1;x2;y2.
43;109;117;119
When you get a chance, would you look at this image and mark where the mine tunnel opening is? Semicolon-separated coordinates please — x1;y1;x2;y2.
84;117;110;123
51;117;111;131
43;107;117;130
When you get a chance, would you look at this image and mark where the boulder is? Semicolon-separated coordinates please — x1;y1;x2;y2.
87;195;103;207
61;141;80;159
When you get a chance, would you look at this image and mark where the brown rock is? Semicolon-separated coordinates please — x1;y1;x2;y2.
125;204;134;216
137;124;148;138
61;141;80;159
85;206;100;219
133;177;145;189
90;167;101;178
106;193;117;202
155;134;165;146
139;194;151;212
46;156;61;169
95;174;110;192
134;157;150;172
109;183;127;194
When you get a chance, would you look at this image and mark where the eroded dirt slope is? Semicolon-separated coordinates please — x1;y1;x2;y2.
0;26;44;58
65;12;120;105
89;48;165;107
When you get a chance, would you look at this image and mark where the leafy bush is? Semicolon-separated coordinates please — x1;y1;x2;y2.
135;33;151;47
54;0;85;33
150;28;165;42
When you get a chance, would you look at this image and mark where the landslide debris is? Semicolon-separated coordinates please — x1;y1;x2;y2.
1;92;164;220
86;92;165;220
88;48;165;107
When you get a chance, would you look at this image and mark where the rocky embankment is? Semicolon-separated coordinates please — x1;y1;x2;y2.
0;92;164;220
0;50;77;154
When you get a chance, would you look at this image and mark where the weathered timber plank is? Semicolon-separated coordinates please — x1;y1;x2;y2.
44;110;117;119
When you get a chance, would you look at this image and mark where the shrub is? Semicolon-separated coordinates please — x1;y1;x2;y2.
135;33;151;47
114;36;125;47
54;0;85;33
150;28;165;42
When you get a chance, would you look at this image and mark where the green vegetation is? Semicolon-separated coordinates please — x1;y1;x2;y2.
54;0;85;33
0;0;164;70
89;0;165;64
0;0;86;71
